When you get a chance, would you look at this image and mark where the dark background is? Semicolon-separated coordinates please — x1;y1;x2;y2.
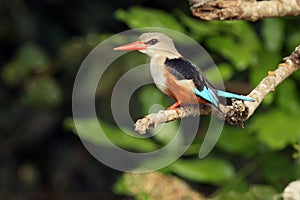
0;1;184;199
1;1;300;200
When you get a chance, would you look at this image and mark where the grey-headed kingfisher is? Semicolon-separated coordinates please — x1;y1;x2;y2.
114;32;254;111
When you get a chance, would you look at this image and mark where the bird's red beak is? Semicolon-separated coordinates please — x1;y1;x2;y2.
114;41;149;51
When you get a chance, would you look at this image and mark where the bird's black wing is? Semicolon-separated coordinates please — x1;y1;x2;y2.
164;57;216;92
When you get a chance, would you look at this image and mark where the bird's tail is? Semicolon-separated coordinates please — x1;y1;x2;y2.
217;90;254;102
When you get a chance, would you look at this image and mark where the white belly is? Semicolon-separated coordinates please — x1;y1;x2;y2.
149;58;168;94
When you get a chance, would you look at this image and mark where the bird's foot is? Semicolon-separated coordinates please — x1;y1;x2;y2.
167;101;181;110
166;101;182;114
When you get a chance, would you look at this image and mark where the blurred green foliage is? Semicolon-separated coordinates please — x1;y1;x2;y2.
212;185;277;200
112;6;300;198
169;158;235;184
1;1;300;199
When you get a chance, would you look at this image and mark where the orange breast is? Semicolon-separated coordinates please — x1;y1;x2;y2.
164;72;206;105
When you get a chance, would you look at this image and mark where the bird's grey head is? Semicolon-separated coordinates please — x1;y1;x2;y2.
137;32;180;58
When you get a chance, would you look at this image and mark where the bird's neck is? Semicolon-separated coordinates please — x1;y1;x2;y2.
149;53;180;67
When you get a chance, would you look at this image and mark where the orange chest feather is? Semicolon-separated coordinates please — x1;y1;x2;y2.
163;72;203;104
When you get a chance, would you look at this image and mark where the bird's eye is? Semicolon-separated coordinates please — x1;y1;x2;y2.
145;38;158;45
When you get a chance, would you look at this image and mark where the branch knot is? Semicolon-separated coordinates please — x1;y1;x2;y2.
225;100;249;127
290;46;300;65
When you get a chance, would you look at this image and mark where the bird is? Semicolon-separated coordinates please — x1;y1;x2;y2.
114;32;254;111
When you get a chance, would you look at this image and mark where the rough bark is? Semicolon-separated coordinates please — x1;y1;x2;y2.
189;0;300;21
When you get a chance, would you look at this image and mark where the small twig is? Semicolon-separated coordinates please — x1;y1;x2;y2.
134;45;300;134
189;0;300;21
245;45;300;117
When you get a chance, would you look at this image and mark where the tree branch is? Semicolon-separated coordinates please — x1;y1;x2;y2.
120;172;205;200
189;0;300;21
283;180;300;200
134;45;300;134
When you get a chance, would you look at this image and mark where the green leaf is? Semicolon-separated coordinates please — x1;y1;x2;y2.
175;10;218;40
213;190;253;200
170;158;234;184
206;36;251;70
151;121;181;146
2;43;48;86
22;76;62;107
217;126;258;156
251;110;300;150
262;18;284;52
113;176;133;196
139;85;168;114
226;21;258;44
64;117;158;152
287;29;300;52
213;185;277;200
249;185;277;200
115;6;185;32
218;63;234;81
204;63;234;85
276;79;300;114
250;49;281;86
204;21;260;71
261;152;294;189
262;92;275;106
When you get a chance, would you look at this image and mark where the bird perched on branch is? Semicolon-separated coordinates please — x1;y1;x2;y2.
114;32;254;111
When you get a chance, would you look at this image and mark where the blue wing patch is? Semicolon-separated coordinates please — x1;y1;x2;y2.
194;87;219;107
